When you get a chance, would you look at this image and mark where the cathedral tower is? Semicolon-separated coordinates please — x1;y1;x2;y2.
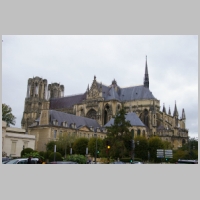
21;76;48;131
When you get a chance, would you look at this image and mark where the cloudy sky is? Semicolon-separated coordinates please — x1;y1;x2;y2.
2;35;198;138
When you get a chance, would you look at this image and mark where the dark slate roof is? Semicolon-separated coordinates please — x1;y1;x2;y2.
104;112;146;127
49;110;102;131
97;81;155;101
50;93;87;109
49;81;156;110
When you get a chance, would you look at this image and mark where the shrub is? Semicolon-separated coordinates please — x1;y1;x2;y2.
49;152;63;162
65;154;87;164
21;148;34;157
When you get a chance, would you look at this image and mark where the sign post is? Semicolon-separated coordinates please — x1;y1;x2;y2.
54;145;56;162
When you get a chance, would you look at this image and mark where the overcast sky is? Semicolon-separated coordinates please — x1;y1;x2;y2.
2;35;198;138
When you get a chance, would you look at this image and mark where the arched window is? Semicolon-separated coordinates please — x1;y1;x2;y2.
137;129;141;136
86;109;97;119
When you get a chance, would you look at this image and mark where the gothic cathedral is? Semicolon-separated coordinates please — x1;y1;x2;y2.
21;57;188;149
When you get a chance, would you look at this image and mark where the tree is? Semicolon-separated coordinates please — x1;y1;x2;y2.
46;140;57;152
56;132;76;158
88;137;103;157
2;103;16;126
106;107;132;159
148;136;164;163
73;137;89;155
134;136;148;161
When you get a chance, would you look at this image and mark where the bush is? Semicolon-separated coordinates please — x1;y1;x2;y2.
65;154;87;164
49;152;63;162
21;148;34;157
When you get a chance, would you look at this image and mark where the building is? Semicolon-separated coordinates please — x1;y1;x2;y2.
28;102;106;152
2;121;35;158
22;57;188;150
104;112;147;137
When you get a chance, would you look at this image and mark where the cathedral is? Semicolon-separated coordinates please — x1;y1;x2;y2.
21;57;188;150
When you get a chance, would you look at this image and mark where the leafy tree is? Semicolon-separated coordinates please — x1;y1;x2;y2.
106;107;132;159
148;136;164;163
46;141;57;152
172;137;198;161
88;137;103;157
56;132;76;158
2;103;16;126
73;137;89;155
134;136;148;161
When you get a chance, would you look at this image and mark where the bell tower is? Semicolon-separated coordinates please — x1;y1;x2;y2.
21;76;48;131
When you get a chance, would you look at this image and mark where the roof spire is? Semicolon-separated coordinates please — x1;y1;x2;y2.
143;55;149;88
162;103;166;113
87;84;89;93
173;101;179;117
182;108;186;120
168;106;171;115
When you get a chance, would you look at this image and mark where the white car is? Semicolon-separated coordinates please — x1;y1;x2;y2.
132;161;143;164
5;158;39;164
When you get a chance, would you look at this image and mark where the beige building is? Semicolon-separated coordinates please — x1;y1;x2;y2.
28;102;107;152
22;57;188;150
2;121;35;158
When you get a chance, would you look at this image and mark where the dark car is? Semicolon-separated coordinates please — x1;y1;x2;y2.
48;161;78;164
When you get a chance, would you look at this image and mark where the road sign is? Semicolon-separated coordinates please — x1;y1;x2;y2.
164;150;173;158
157;149;164;158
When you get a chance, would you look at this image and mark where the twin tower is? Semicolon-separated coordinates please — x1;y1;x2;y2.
21;76;64;131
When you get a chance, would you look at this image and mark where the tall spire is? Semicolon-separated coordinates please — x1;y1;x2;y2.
182;108;186;120
173;101;179;117
168;106;171;115
144;55;149;88
162;103;166;113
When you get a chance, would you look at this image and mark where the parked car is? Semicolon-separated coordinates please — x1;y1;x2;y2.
132;161;143;164
5;158;39;164
2;157;11;163
110;161;125;164
176;159;198;164
48;161;78;164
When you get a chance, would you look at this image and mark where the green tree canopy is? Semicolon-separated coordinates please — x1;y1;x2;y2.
2;103;16;127
106;107;132;159
73;137;89;155
88;137;103;157
134;136;148;161
148;136;164;163
56;132;76;158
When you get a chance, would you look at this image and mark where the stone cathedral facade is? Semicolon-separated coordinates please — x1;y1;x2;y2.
21;57;188;149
